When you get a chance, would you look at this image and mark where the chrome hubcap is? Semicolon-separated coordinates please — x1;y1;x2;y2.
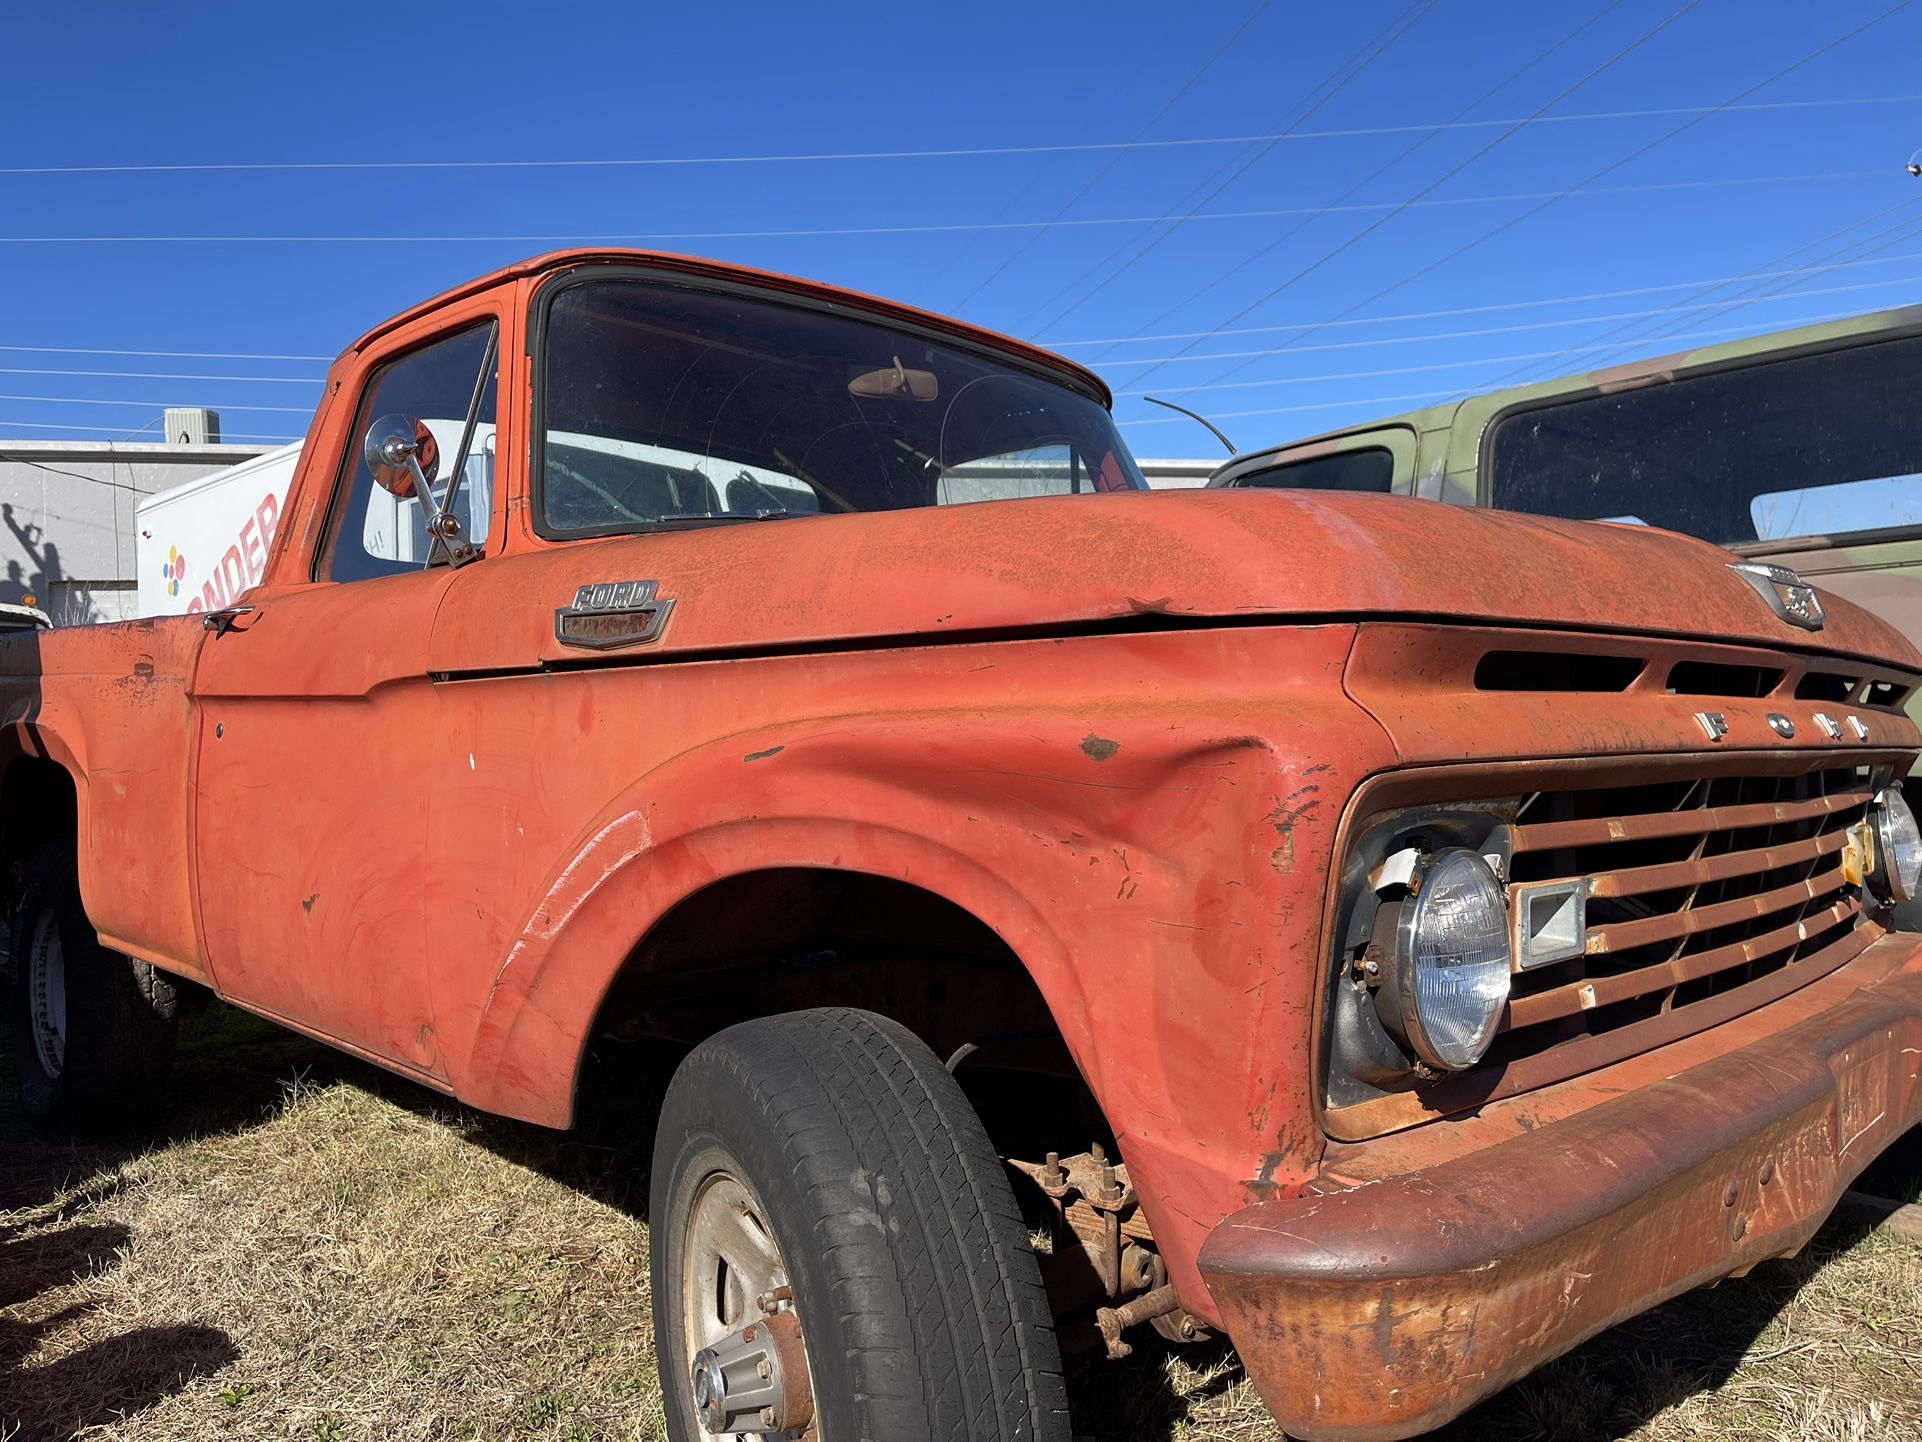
25;909;66;1080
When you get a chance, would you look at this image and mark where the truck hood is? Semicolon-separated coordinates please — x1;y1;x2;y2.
549;488;1922;669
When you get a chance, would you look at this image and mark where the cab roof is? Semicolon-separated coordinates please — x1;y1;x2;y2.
341;248;1113;407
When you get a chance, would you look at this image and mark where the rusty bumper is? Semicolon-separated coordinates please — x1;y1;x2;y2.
1197;934;1922;1442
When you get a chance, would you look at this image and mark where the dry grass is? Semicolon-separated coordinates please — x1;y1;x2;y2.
2;999;1918;1442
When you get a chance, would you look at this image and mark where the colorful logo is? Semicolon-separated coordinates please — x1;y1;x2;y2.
164;546;187;598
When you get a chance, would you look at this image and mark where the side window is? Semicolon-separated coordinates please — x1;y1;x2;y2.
319;324;499;583
1233;447;1395;494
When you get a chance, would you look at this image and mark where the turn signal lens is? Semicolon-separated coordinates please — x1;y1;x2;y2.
1870;785;1922;905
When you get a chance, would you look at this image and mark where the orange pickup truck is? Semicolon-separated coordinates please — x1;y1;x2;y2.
4;251;1921;1442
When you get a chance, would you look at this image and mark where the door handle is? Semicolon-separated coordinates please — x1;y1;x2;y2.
201;605;256;636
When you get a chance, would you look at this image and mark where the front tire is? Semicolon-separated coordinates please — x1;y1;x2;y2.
7;842;177;1129
650;1007;1069;1442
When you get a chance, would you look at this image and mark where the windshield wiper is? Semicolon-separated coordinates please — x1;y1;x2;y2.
649;509;802;525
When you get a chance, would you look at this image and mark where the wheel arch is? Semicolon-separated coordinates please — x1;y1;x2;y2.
458;816;1099;1131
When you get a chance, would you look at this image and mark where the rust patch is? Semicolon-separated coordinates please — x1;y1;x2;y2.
301;892;319;914
743;744;785;763
1080;733;1120;762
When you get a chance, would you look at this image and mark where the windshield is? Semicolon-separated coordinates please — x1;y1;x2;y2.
537;277;1144;534
1487;333;1922;547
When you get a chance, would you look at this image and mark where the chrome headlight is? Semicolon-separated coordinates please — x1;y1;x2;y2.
1869;785;1921;905
1370;848;1513;1072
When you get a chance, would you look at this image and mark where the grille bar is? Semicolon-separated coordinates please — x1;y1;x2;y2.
1510;786;1873;852
1487;761;1877;1069
1586;860;1848;955
1505;896;1863;1030
1588;827;1847;900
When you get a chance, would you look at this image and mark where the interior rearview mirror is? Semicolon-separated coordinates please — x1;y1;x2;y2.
848;357;938;400
364;414;441;498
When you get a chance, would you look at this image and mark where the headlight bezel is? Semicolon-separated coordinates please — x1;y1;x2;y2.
1869;784;1921;905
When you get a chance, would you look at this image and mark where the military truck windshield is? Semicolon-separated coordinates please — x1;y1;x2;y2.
1488;334;1922;546
538;277;1144;535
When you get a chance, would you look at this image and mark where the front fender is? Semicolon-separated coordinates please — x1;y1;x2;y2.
442;623;1393;1317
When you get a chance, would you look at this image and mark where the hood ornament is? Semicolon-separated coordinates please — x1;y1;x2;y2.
1729;561;1824;631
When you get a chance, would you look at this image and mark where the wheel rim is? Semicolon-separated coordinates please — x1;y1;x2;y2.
24;908;66;1080
681;1169;817;1439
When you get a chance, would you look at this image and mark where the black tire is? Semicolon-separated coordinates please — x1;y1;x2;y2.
7;841;177;1130
651;1006;1069;1442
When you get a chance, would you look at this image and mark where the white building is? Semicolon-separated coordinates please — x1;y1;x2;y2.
0;421;268;623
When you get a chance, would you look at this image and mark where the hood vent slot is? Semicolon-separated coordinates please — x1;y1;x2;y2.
1666;659;1783;698
1794;670;1858;702
1474;650;1645;693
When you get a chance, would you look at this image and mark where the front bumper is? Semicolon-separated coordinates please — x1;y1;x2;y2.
1197;931;1922;1442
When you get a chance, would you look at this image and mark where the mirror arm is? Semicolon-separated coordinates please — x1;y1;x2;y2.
432;322;499;571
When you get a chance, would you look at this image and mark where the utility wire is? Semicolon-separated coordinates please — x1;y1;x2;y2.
1089;0;1630;359
1505;196;1922;378
1008;0;1441;334
0;365;320;383
0;167;1880;246
1116;0;1708;392
0;394;311;412
1158;0;1917;402
947;2;1270;310
0;420;299;440
6;95;1909;176
10;248;1921;367
1051;247;1922;346
0;343;332;361
1110;304;1881;394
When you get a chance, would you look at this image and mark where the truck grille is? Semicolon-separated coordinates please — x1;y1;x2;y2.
1488;763;1876;1074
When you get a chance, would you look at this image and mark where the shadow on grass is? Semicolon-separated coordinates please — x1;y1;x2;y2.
6;998;1918;1442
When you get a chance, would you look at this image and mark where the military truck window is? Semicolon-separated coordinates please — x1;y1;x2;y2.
536;277;1144;536
318;324;499;583
1488;335;1922;545
1229;447;1395;494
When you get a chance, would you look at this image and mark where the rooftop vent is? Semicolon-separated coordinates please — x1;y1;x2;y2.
163;407;220;445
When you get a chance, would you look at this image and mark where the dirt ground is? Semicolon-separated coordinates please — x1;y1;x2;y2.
2;999;1917;1442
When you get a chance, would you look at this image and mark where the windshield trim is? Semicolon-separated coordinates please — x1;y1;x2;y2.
526;262;1120;542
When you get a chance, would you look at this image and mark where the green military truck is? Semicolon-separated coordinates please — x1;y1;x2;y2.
1208;302;1922;725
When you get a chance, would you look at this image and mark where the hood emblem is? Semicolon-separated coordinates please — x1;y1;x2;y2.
555;579;675;650
1729;561;1824;631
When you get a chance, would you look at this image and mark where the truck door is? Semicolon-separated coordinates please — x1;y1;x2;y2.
188;318;498;1078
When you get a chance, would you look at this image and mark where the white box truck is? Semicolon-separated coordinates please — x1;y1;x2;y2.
135;441;301;617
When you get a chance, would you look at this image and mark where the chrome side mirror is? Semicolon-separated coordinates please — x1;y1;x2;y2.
363;414;440;499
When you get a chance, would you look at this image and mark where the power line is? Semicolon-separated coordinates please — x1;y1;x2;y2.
1504;196;1922;380
947;2;1270;310
1053;259;1922;349
0;168;1881;246
0;169;1875;249
0;420;299;440
1111;304;1879;394
0;343;332;362
1159;0;1918;401
0;365;321;383
0;394;312;412
6;94;1910;177
1114;0;1708;392
1087;0;1631;358
1052;248;1922;346
1006;0;1442;333
1115;387;1469;427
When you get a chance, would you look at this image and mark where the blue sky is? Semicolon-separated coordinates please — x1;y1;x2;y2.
2;0;1919;457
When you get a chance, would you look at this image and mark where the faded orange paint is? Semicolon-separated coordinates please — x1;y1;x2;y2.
1;251;1919;1440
